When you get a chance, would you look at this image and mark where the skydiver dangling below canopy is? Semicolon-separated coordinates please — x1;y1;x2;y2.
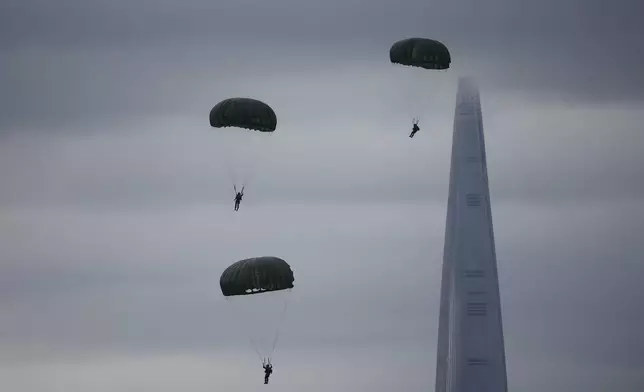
263;359;273;384
220;257;294;385
209;98;278;210
234;185;244;211
409;118;420;138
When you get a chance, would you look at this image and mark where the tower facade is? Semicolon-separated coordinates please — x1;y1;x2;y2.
434;77;508;392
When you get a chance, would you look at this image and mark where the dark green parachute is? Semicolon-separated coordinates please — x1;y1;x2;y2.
220;256;295;297
209;98;277;133
208;98;277;190
389;38;451;70
221;257;295;365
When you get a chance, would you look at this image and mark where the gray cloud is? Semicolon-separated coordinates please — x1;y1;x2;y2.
2;200;643;391
1;94;642;208
2;0;643;131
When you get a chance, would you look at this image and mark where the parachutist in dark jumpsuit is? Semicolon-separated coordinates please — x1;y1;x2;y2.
263;361;273;384
233;186;244;211
409;119;420;138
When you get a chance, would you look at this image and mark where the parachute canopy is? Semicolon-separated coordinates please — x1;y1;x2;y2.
220;256;295;297
389;38;451;70
209;98;277;132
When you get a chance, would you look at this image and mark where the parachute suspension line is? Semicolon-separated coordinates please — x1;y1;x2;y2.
268;289;292;361
224;296;265;363
221;129;274;192
238;131;275;190
225;160;238;191
393;64;414;122
250;338;264;363
393;65;425;124
216;130;260;191
218;130;241;191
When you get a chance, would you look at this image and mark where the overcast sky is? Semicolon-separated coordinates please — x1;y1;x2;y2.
1;0;644;391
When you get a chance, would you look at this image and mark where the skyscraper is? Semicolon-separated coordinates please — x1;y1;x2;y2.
435;77;508;392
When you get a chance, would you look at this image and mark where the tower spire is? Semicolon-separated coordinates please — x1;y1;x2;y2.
435;77;508;392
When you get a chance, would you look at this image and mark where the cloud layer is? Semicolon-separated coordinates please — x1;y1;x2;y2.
1;0;644;391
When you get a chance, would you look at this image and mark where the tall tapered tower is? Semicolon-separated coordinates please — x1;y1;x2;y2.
434;77;508;392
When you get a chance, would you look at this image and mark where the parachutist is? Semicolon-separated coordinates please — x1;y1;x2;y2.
410;119;420;138
220;257;294;375
209;98;277;204
234;186;244;211
390;38;450;140
263;360;273;384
